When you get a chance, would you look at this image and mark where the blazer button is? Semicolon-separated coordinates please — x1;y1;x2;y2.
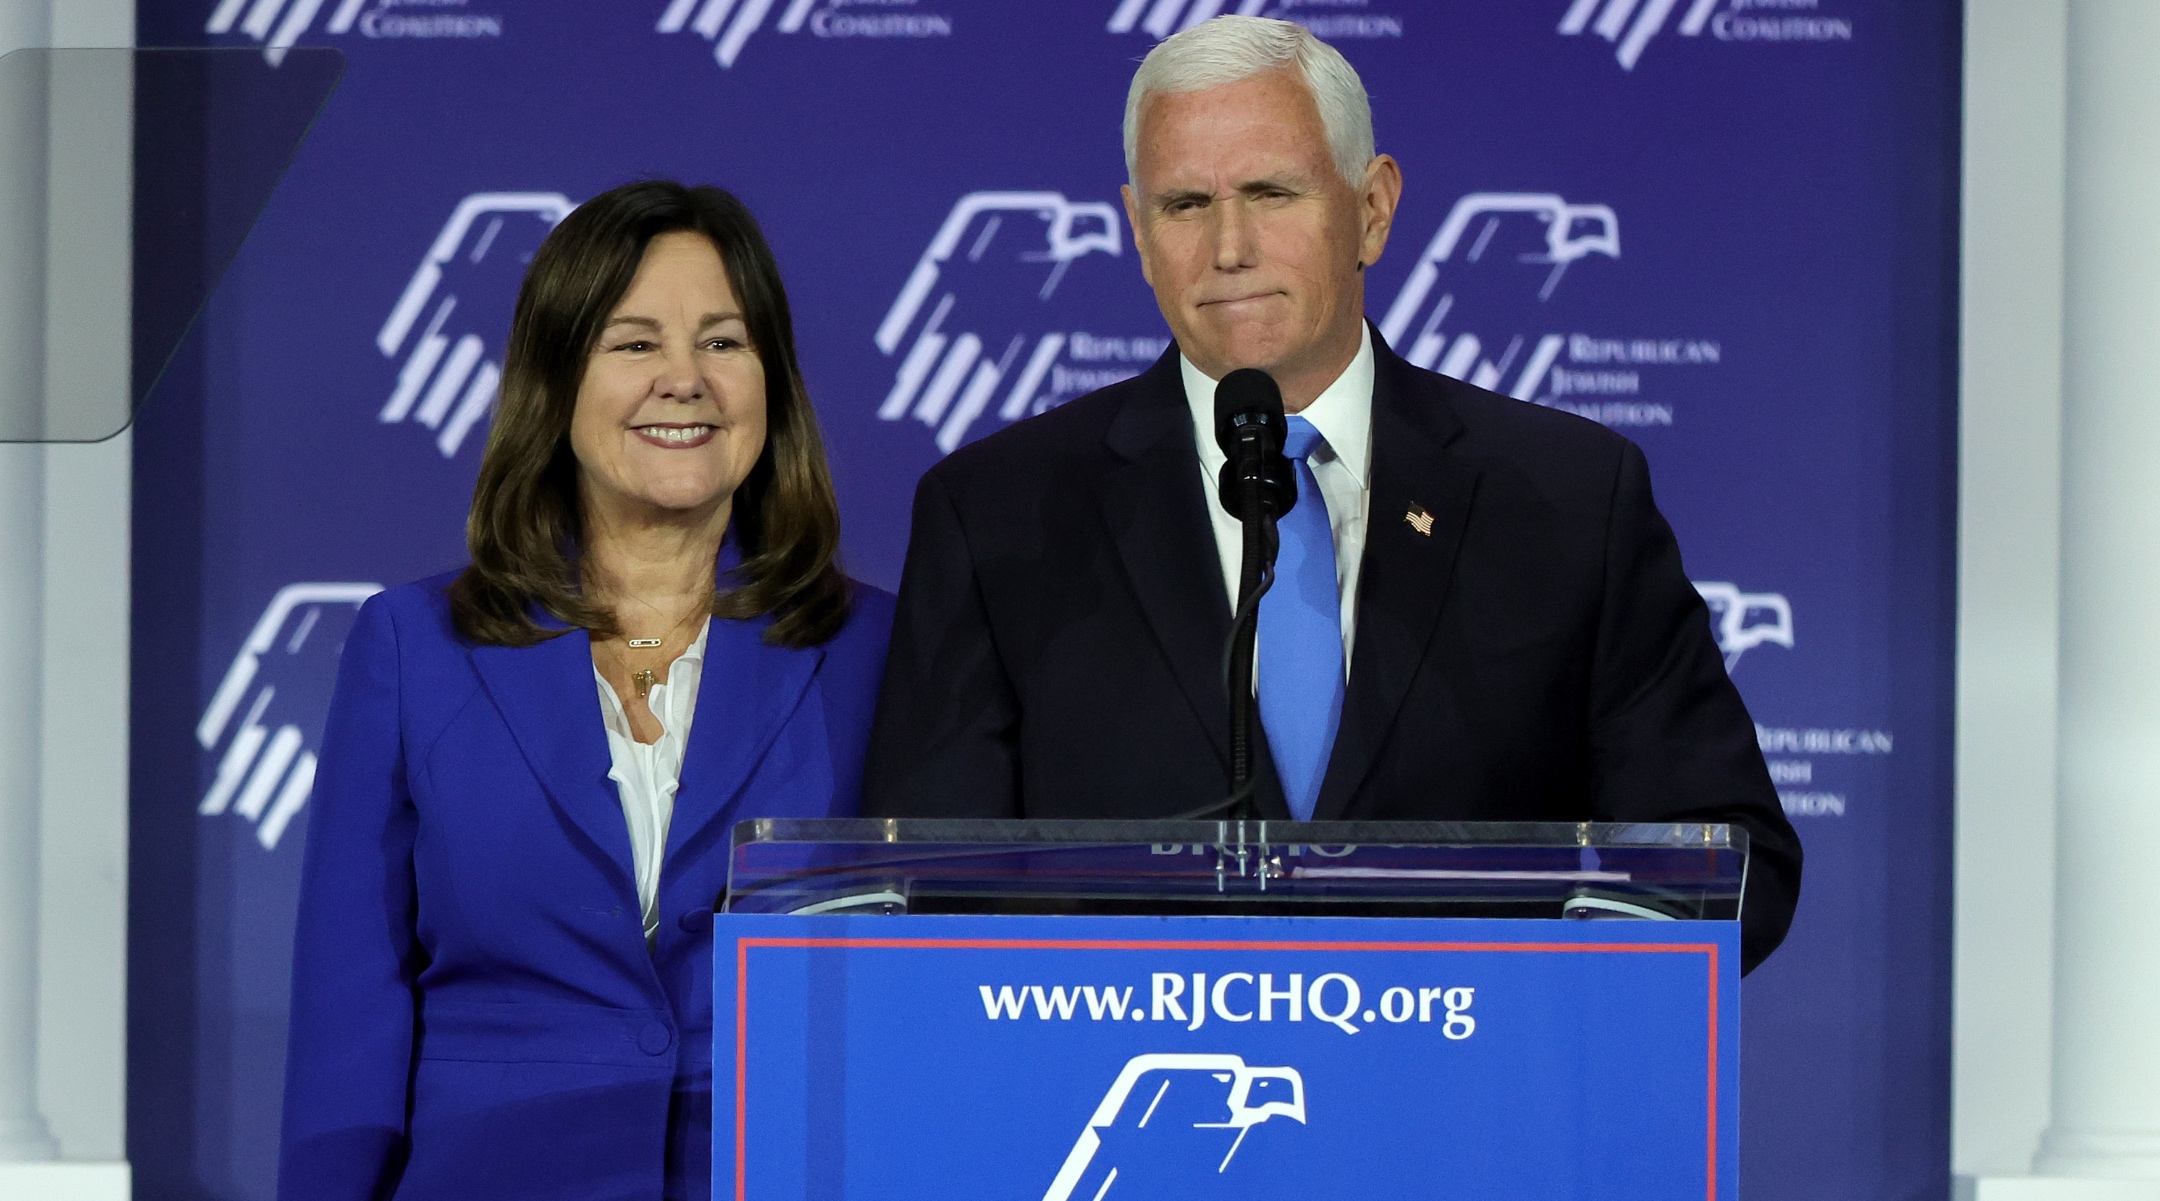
679;908;714;934
638;1021;673;1056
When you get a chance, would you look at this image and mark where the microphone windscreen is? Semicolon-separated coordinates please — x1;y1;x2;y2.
1213;367;1284;454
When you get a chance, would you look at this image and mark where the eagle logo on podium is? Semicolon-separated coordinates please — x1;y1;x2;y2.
1042;1054;1306;1201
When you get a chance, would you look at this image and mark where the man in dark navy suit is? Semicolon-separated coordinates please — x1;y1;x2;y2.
862;16;1800;970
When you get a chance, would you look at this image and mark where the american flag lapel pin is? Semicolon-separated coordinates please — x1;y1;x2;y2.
1404;503;1435;537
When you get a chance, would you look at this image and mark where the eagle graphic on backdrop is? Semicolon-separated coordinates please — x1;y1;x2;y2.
1042;1054;1306;1201
1377;190;1620;395
196;583;382;851
874;190;1125;454
375;192;576;459
1694;581;1795;671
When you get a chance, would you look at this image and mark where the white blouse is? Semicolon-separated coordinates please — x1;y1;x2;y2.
594;620;709;945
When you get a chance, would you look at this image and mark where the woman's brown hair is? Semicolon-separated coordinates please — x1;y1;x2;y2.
449;180;849;648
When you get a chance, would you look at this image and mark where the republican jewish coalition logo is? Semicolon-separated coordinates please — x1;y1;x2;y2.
1378;190;1720;429
876;191;1168;453
1558;0;1853;71
656;0;952;69
1108;0;1269;38
1108;0;1404;40
1695;582;1794;671
1381;192;1615;395
206;0;504;64
197;584;380;851
1044;1054;1305;1200
376;193;574;458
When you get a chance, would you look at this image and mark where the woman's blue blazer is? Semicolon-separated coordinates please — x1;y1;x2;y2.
276;571;893;1201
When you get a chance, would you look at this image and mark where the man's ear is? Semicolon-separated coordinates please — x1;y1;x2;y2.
1356;154;1404;270
1121;184;1155;288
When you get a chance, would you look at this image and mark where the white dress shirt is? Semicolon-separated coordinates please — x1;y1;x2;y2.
1182;324;1375;673
594;619;709;945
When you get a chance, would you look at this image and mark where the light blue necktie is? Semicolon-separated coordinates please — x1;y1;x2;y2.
1259;416;1345;821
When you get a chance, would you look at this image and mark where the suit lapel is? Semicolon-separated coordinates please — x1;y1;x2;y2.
664;614;821;864
1314;342;1480;820
468;626;636;888
1099;353;1236;774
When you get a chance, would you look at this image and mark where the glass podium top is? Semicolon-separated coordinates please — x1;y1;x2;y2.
723;819;1746;923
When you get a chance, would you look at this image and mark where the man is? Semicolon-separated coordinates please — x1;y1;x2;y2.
862;16;1800;970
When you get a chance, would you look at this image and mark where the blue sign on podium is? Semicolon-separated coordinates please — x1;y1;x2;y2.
716;914;1739;1200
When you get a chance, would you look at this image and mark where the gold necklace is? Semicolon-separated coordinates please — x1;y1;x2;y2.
617;603;708;700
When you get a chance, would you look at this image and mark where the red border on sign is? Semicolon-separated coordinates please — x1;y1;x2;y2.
731;936;1724;1201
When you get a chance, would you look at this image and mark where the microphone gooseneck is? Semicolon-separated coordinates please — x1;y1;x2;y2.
1194;367;1297;823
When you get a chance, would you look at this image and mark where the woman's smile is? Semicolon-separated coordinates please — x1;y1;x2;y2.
631;422;717;448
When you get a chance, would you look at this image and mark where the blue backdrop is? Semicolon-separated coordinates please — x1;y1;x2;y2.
128;2;1959;1198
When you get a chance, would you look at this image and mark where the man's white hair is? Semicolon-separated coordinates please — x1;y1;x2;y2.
1123;15;1376;192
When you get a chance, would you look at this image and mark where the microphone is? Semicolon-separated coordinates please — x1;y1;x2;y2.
1214;368;1297;521
1192;368;1297;822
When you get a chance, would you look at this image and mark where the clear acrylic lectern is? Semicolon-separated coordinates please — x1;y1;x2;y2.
715;820;1747;1198
723;817;1746;921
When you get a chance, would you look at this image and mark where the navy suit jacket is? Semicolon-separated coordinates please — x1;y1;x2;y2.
277;570;892;1201
864;334;1801;971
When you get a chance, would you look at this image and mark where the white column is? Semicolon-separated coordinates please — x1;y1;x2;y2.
1954;0;2067;1177
0;455;50;1165
0;2;131;1191
0;0;55;1166
2031;0;2160;1189
35;0;133;1165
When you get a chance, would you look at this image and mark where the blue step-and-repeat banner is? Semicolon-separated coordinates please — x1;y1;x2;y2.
128;2;1958;1198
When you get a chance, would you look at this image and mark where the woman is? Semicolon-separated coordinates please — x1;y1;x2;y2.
277;181;891;1201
